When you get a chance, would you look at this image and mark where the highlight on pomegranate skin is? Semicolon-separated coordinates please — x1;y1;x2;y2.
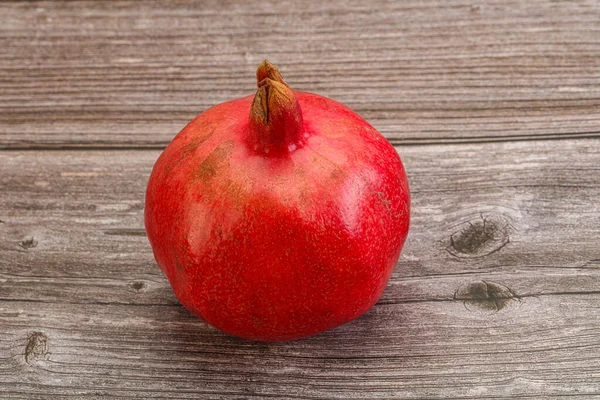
145;60;410;341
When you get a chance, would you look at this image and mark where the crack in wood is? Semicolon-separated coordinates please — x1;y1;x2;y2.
103;229;147;237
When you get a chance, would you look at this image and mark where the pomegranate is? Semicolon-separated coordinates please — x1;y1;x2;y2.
145;61;410;341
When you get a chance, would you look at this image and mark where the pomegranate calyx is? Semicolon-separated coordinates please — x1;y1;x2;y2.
248;60;305;156
256;59;288;87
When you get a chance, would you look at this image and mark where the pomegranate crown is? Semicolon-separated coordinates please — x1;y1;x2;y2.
248;60;305;155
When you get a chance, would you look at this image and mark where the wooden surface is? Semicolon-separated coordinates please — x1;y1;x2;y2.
1;0;600;398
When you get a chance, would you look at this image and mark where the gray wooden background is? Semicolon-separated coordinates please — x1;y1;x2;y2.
1;0;599;398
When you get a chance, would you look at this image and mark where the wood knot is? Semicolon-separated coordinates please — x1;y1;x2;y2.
20;236;38;249
25;332;48;364
129;281;146;292
455;281;517;312
447;213;510;258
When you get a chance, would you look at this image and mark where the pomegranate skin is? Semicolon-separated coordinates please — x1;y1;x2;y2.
145;67;409;342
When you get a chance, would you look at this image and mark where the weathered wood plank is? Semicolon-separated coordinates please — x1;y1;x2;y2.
1;0;600;397
1;140;599;304
1;296;599;399
1;0;599;148
1;139;599;397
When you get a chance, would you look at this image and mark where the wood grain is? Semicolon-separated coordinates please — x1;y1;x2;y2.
2;0;600;398
1;139;599;398
1;297;599;399
1;0;599;148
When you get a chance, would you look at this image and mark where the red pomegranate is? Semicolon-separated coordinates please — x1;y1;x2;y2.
145;61;410;341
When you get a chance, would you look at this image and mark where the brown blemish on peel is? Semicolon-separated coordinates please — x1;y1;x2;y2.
376;191;392;215
183;141;201;158
329;168;346;181
306;146;393;217
194;140;234;182
320;121;344;138
164;125;217;176
188;122;218;152
175;260;185;273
